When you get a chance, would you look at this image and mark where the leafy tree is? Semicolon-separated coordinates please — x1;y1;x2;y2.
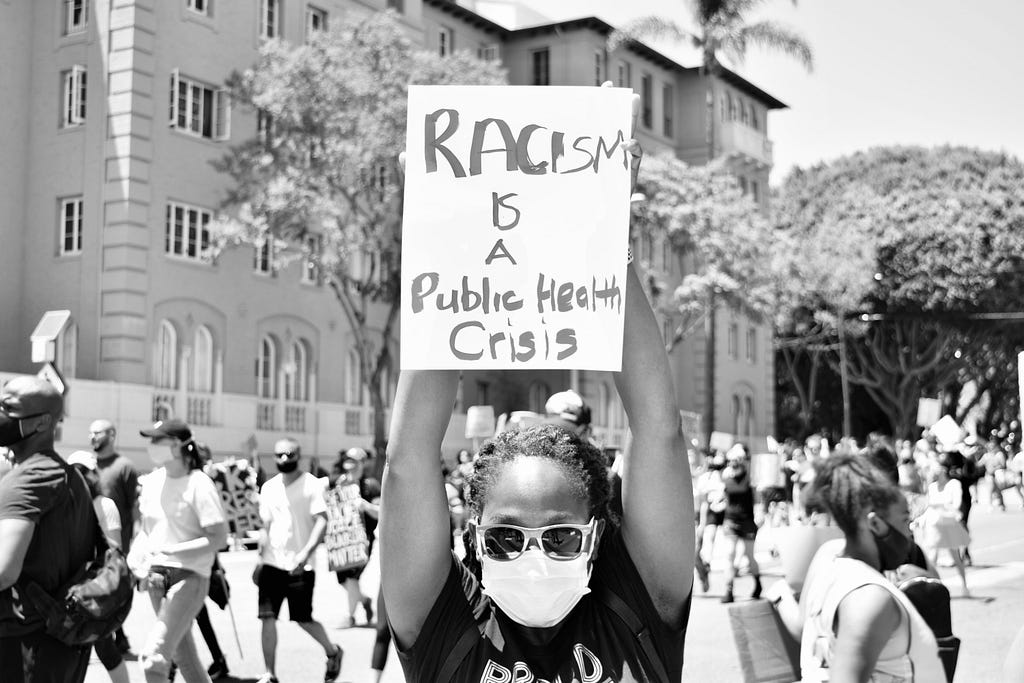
634;153;777;347
774;146;1024;438
212;11;506;454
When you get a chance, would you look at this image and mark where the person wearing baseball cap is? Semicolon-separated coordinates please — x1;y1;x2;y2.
331;447;380;628
0;376;96;681
134;418;228;682
542;390;593;437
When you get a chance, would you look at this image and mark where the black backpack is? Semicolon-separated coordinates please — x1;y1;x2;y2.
23;465;135;646
898;576;960;683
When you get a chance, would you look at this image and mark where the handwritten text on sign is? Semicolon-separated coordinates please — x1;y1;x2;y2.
324;483;370;573
401;86;633;370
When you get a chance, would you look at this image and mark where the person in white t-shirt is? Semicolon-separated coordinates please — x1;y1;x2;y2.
254;438;343;683
133;419;228;683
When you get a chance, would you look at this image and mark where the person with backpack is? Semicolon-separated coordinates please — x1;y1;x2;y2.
381;126;694;681
0;376;97;682
132;419;228;683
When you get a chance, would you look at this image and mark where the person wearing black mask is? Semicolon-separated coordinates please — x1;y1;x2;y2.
0;376;96;682
254;438;343;683
799;453;945;681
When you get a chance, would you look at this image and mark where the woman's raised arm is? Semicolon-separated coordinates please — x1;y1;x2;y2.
380;370;460;648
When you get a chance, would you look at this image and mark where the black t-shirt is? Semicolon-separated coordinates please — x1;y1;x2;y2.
396;528;689;682
96;452;138;552
0;451;96;637
724;472;754;523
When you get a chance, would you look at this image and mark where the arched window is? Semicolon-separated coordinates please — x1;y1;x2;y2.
345;349;363;405
257;335;277;399
744;396;755;441
731;394;741;437
56;320;78;379
528;382;550;415
191;325;214;392
285;339;308;401
155;320;177;389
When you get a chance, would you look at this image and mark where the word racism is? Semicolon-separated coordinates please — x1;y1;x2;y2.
408;109;627;364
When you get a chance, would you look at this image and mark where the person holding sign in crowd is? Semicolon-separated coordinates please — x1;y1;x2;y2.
382;89;694;682
329;447;380;628
254;438;343;683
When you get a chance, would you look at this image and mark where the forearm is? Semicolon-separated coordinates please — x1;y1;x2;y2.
298;516;327;559
162;523;227;555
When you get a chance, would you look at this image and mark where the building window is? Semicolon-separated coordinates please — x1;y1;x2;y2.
386;0;404;11
257;336;277;398
186;0;209;16
285;340;308;401
475;380;490;406
302;233;321;284
305;5;326;41
749;104;759;130
260;0;280;39
531;48;550;86
257;109;275;149
744;396;755;439
254;238;275;275
731;394;741;436
155;320;178;389
746;326;757;363
478;43;499;61
640;73;652;129
662;238;673;272
728;93;737;121
617;61;631;88
662;83;674;137
165;202;211;262
594;50;603;86
439;26;454;57
191;325;214;392
738;176;748;195
740;98;750;125
60;196;83;255
751;180;760;204
63;0;88;35
727;322;738;360
528;382;550;414
720;95;727;122
56;320;78;379
345;349;363;405
169;70;230;140
62;66;87;128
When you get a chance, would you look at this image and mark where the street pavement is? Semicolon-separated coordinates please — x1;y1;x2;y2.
88;501;1024;682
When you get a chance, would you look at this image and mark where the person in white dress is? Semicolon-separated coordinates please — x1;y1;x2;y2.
915;455;969;596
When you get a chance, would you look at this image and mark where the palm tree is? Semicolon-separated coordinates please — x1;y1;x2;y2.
609;0;813;444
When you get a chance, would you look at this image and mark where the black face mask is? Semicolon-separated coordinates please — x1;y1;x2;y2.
0;414;27;447
873;518;913;571
276;459;299;474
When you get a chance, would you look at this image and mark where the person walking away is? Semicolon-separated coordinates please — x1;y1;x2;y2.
255;438;343;683
89;418;139;655
67;451;131;683
331;447;380;627
0;377;97;683
720;446;762;603
132;419;228;683
696;454;727;593
980;440;1008;511
916;455;970;597
800;453;946;682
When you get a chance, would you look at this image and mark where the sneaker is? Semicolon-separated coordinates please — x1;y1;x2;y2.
362;597;375;625
721;585;735;604
207;659;230;679
167;662;178;682
325;644;344;682
751;577;763;600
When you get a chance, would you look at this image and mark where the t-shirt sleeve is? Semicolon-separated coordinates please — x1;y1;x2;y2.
395;555;483;681
121;463;139;508
190;473;227;528
309;477;328;516
0;461;66;523
102;497;122;533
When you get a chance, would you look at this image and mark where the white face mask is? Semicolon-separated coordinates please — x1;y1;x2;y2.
480;549;593;628
147;444;175;466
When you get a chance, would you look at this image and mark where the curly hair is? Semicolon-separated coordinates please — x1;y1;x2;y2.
805;452;903;537
461;425;613;577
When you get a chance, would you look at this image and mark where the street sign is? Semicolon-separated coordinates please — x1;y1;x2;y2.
36;362;66;396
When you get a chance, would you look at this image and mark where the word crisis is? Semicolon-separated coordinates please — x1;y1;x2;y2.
410;273;622;315
423;109;628;178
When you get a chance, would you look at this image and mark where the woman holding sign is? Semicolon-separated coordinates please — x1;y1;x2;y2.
381;93;694;682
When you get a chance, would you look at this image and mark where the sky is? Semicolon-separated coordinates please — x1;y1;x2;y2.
514;0;1024;184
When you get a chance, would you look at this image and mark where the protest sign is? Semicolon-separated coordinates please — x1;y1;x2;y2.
930;415;964;450
750;452;786;489
209;459;261;536
465;405;496;439
709;431;735;453
401;85;633;370
917;398;941;428
324;482;371;573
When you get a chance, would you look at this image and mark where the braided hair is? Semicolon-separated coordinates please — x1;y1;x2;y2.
461;425;613;578
805;452;903;537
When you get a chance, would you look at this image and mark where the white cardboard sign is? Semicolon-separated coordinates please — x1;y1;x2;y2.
400;85;633;370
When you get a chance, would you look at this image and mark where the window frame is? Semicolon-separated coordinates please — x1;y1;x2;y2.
640;72;653;129
63;0;88;35
257;335;277;399
478;43;499;61
169;69;230;141
155;320;178;389
617;60;632;89
164;201;212;263
531;47;550;86
62;65;87;128
662;82;674;138
438;25;455;57
59;196;83;255
186;0;209;16
746;326;757;363
260;0;280;39
191;325;214;392
594;50;603;86
305;5;327;42
302;233;322;285
254;237;276;275
727;321;739;360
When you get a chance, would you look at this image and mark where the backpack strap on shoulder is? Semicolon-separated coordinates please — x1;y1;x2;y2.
594;584;672;683
437;622;481;683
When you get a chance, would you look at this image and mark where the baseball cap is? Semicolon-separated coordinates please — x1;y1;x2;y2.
67;450;98;470
343;447;368;462
543;390;591;431
0;376;63;419
140;418;192;442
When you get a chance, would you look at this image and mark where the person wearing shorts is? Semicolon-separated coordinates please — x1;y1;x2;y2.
255;438;343;683
720;447;761;603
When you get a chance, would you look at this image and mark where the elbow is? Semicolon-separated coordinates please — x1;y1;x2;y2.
0;567;20;592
